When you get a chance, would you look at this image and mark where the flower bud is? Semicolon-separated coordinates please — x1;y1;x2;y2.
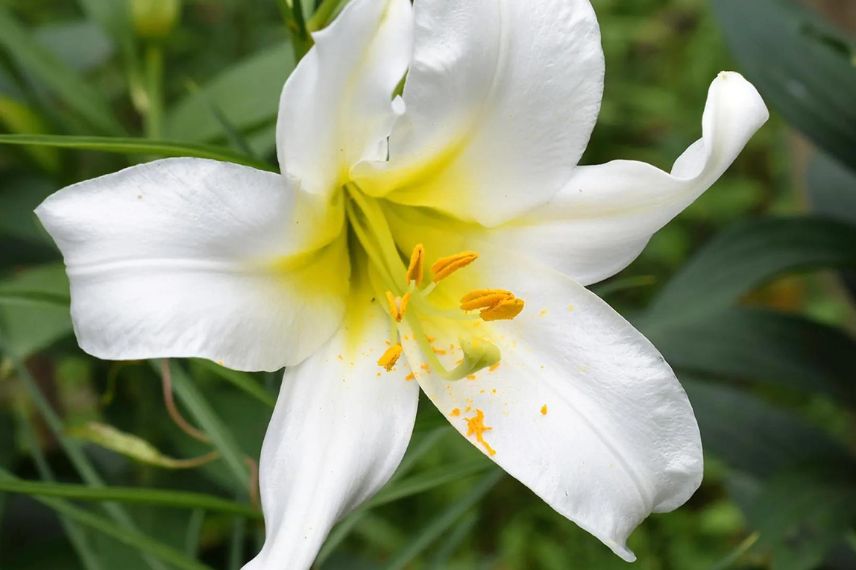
132;0;181;40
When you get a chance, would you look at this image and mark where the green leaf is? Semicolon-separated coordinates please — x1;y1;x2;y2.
190;359;276;409
645;217;856;327
381;469;503;570
711;0;856;171
363;459;492;511
0;478;261;519
747;468;856;570
70;421;221;470
0;469;215;570
0;264;72;358
34;20;113;72
683;379;847;479
0;6;123;135
165;43;295;152
0;134;276;171
160;361;251;489
650;308;856;404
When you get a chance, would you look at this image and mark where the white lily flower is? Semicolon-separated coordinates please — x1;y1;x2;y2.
35;0;769;567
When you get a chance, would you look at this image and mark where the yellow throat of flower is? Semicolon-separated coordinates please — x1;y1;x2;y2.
343;183;525;381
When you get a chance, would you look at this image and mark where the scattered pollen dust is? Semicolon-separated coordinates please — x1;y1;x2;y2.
540;404;548;416
450;408;461;417
405;372;416;382
539;308;548;317
465;409;496;456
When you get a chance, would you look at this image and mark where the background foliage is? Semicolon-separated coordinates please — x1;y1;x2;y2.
1;0;854;568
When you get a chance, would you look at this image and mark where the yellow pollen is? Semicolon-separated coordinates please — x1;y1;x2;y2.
406;244;425;286
460;289;525;321
405;372;416;382
465;409;496;456
377;344;403;372
431;251;479;282
540;404;548;416
450;408;461;417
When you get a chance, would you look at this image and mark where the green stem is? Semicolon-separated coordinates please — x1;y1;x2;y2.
308;0;345;31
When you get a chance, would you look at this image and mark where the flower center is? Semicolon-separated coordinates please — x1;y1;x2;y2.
342;183;525;381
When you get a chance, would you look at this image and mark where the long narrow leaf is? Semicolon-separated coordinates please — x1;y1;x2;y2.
0;479;261;519
0;470;214;570
161;361;251;489
0;134;275;171
0;7;123;135
382;470;503;570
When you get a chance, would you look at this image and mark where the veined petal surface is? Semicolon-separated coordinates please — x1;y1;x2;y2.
399;250;702;561
500;71;769;285
354;0;604;226
36;158;348;372
244;294;419;570
277;0;413;195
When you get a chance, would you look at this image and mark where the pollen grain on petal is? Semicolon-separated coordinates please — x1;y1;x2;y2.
431;251;479;282
406;244;425;286
377;343;403;372
465;409;496;456
450;407;461;417
540;404;548;416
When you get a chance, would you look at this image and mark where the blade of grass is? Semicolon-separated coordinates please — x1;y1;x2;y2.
0;479;262;519
159;360;251;489
192;359;275;408
0;469;214;570
0;134;276;171
382;469;503;570
185;509;206;557
363;459;491;511
2;342;168;570
0;7;123;135
14;403;101;570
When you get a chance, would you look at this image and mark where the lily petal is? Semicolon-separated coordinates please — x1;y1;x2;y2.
354;0;604;226
245;300;419;570
399;250;702;561
501;71;769;285
36;158;348;372
277;0;413;196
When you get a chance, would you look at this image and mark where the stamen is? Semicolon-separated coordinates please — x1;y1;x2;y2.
378;343;403;371
480;297;525;321
465;409;496;456
432;251;479;282
406;244;425;286
460;289;525;321
399;291;412;319
385;290;411;322
385;291;401;321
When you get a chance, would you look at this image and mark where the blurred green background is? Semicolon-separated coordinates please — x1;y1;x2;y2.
1;0;855;568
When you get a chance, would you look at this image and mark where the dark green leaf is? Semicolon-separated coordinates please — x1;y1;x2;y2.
650;308;856;404
683;379;847;478
645;217;856;327
712;0;856;171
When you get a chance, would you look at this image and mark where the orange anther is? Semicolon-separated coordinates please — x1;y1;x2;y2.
377;344;403;372
431;251;479;282
406;244;425;286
